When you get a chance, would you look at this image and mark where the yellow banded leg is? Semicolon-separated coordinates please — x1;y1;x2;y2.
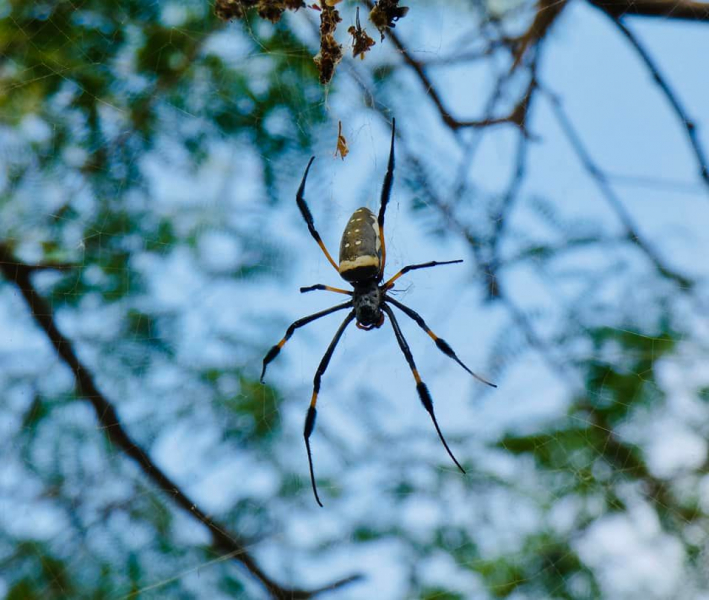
260;301;352;383
315;237;340;272
383;260;463;291
296;156;340;273
381;304;466;474
377;119;396;279
386;296;496;388
300;284;352;295
304;310;356;507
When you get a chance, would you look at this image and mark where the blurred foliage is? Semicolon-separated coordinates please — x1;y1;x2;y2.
493;325;689;596
0;0;326;597
4;542;75;600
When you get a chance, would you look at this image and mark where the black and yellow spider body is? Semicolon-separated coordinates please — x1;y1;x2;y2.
261;119;495;506
339;207;381;283
338;207;388;329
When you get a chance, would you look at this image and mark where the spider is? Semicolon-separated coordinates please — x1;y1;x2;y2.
261;119;495;506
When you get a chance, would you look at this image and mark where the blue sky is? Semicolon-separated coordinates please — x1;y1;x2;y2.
3;1;709;597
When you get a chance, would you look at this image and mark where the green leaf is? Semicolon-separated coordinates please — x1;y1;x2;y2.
224;376;281;440
472;557;526;598
21;394;52;430
420;588;464;600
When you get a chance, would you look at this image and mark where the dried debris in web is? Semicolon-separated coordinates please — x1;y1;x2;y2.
348;6;376;60
368;0;409;41
214;0;305;23
314;1;343;84
334;121;349;159
215;0;408;84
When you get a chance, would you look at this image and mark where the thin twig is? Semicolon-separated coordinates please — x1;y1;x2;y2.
541;86;694;291
611;17;709;192
481;52;542;298
498;292;581;388
484;130;530;298
362;0;529;132
0;245;362;600
450;65;518;199
403;152;580;389
510;0;569;71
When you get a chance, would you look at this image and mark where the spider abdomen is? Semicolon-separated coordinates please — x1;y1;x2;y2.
339;207;381;283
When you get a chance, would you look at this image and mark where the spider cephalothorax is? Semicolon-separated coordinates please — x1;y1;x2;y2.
352;282;383;329
261;119;495;506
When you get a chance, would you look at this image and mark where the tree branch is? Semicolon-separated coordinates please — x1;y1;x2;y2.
0;245;362;600
363;0;531;132
402;153;581;389
540;86;694;291
610;17;709;192
484;130;530;299
588;0;709;21
510;0;569;71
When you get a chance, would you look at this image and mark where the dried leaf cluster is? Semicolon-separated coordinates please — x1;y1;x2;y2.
314;2;343;83
348;7;376;60
214;0;305;23
215;0;408;83
334;121;349;159
368;0;409;40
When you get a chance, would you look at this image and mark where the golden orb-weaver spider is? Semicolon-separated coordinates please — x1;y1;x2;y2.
261;119;495;506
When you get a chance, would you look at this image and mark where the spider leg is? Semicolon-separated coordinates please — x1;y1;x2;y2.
382;259;463;290
381;304;466;474
261;301;352;383
304;310;356;506
377;118;396;281
386;296;496;388
300;284;353;295
296;157;340;273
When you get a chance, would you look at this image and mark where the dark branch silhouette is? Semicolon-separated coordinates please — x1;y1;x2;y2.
610;17;709;191
588;0;709;21
0;244;362;600
540;86;695;291
364;0;534;132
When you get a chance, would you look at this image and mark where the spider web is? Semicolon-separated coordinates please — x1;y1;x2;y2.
1;1;709;599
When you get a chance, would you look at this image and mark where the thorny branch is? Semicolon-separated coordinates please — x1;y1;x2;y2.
0;245;362;600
